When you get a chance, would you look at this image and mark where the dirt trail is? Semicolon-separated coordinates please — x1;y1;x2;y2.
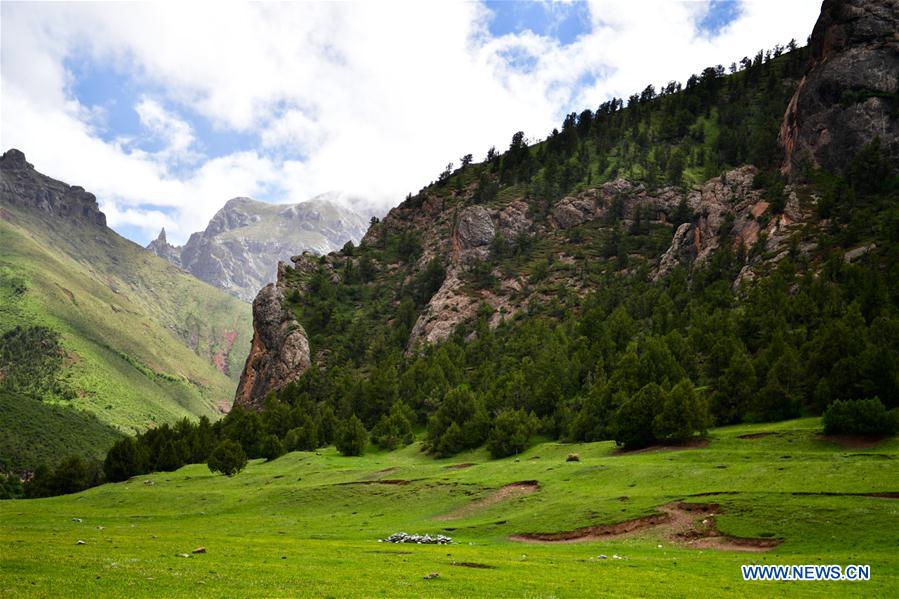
511;502;781;552
434;481;539;521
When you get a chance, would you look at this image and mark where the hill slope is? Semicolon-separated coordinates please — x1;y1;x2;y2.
0;150;251;471
231;0;898;463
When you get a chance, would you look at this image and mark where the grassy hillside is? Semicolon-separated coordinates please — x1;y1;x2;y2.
1;418;897;597
0;390;122;473
0;202;251;470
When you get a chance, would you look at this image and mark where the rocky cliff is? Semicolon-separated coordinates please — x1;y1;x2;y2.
780;0;898;176
0;149;106;226
148;195;368;302
233;277;311;409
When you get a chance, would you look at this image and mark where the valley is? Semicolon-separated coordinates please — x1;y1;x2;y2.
1;419;896;597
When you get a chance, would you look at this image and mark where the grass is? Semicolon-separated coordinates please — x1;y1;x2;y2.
2;418;897;597
0;391;122;472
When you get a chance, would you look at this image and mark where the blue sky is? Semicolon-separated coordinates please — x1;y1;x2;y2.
1;1;821;245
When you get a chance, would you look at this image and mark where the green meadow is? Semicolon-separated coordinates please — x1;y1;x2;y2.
2;418;897;597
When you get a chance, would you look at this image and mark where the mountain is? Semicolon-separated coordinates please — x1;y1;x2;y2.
230;0;898;458
147;194;368;302
0;150;252;472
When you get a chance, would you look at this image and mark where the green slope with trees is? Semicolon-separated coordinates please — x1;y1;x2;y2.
0;197;251;474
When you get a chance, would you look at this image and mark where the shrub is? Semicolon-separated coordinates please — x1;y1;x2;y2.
336;415;368;456
822;398;898;437
486;409;538;458
371;403;415;450
25;455;100;498
285;418;319;452
613;383;665;449
259;434;286;462
104;437;149;482
0;473;24;499
207;440;248;476
653;379;711;443
426;385;490;457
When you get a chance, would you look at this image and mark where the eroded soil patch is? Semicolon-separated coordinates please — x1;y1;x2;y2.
451;562;496;569
444;463;475;470
511;502;781;552
816;434;886;449
435;481;539;521
611;438;709;456
737;432;779;440
340;479;412;486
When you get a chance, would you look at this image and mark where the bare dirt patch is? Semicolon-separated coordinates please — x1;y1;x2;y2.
511;502;781;552
816;434;886;449
444;463;475;470
435;481;539;521
612;438;709;456
340;479;412;486
737;432;779;439
451;562;496;569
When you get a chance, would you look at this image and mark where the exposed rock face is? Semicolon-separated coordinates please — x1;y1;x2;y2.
656;167;765;277
149;195;367;302
780;0;899;176
456;205;495;253
0;149;106;226
146;228;182;267
552;193;599;229
233;278;311;410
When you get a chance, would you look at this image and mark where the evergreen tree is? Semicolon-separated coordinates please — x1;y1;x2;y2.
486;409;538;458
336;415;368;456
260;434;286;461
207;440;248;476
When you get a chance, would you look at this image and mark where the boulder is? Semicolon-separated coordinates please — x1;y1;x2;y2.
456;205;495;249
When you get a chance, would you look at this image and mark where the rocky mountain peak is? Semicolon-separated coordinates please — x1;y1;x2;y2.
146;227;182;267
0;148;106;226
151;196;368;302
0;148;33;170
779;0;898;176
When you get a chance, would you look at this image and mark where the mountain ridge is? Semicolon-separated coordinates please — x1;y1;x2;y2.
147;194;368;302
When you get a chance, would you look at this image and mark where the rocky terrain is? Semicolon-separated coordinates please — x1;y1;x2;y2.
233;0;898;410
148;195;367;302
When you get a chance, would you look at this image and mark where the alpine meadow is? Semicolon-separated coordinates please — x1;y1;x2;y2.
1;1;898;597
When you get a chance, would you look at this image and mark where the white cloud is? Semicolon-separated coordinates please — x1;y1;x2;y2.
134;97;197;160
0;0;821;245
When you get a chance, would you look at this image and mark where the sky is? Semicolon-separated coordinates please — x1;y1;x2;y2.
0;0;821;246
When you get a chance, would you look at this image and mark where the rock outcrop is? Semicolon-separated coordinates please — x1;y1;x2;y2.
148;195;367;302
0;149;106;226
146;228;182;267
233;276;311;410
232;0;890;407
780;0;899;176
